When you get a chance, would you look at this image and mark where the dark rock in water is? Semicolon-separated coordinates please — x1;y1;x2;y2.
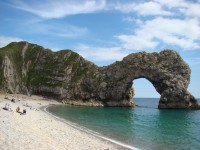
0;41;199;109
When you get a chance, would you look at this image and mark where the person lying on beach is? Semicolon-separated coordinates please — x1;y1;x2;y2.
20;109;26;115
3;103;9;110
16;106;21;113
5;104;13;112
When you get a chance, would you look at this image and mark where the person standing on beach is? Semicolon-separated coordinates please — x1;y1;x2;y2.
16;106;20;113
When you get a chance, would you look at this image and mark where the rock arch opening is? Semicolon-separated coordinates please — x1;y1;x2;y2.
132;78;160;108
133;78;160;98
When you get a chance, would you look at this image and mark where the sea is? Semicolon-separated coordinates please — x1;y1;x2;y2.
45;98;200;150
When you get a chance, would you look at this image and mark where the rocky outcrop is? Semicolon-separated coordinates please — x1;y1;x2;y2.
101;51;199;109
0;41;199;109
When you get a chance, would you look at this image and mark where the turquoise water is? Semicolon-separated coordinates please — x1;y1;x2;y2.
46;98;200;150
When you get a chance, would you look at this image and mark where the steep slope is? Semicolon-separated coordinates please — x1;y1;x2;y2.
0;41;102;103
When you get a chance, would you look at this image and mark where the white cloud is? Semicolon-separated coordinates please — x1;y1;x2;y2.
117;34;158;51
115;0;200;51
10;0;106;19
0;35;22;48
117;17;200;51
154;0;200;18
154;0;188;8
185;3;200;18
123;17;143;25
9;0;200;19
114;0;200;20
114;1;172;16
76;44;128;61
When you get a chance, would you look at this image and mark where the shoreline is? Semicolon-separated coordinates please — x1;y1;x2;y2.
43;105;138;150
0;94;136;150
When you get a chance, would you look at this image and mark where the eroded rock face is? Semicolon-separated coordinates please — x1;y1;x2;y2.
0;41;199;109
101;50;199;109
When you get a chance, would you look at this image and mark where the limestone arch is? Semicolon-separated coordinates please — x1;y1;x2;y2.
101;50;198;109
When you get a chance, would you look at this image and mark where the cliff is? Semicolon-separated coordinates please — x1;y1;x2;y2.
0;41;199;109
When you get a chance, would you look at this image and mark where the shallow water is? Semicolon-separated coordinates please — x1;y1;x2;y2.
46;98;200;150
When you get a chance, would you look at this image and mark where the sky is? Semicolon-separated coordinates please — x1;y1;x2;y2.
0;0;199;98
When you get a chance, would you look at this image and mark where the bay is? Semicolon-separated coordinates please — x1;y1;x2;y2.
46;98;200;150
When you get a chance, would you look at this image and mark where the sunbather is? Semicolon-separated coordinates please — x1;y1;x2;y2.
8;105;13;112
3;103;8;110
20;109;26;115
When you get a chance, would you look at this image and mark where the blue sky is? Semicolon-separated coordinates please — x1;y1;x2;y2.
0;0;200;98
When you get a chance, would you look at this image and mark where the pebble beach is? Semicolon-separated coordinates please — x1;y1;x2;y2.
0;94;131;150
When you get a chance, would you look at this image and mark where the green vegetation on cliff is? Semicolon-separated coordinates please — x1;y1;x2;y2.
0;41;98;97
0;41;198;108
